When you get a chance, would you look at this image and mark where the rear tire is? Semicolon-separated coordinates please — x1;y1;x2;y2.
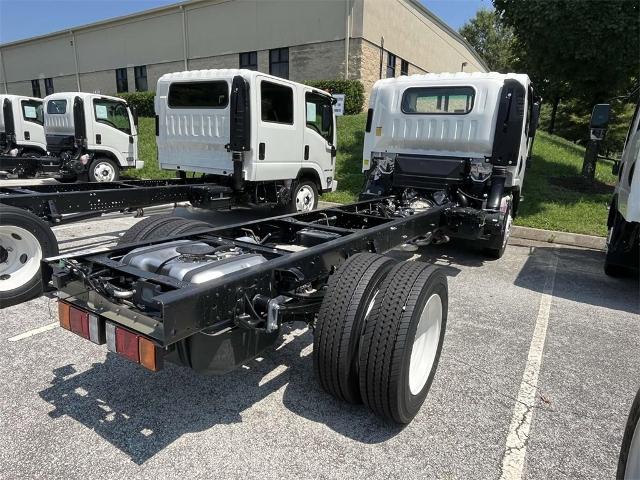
314;253;396;404
0;205;58;308
359;261;448;424
118;215;211;245
617;388;640;479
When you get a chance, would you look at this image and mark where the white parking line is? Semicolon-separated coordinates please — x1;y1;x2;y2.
500;253;558;480
8;322;58;342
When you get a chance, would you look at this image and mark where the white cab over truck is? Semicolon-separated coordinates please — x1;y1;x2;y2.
605;97;639;277
43;92;143;182
155;69;337;212
0;94;47;159
361;72;540;258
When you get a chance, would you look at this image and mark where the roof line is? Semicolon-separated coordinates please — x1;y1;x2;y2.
0;0;211;49
405;0;490;72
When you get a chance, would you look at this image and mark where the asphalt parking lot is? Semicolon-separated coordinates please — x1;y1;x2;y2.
0;180;638;479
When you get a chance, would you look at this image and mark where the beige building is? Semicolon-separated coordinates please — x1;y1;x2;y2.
0;0;487;104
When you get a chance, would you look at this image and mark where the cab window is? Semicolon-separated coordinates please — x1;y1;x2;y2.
305;92;333;143
93;99;131;134
47;99;67;114
22;100;44;125
260;81;293;124
401;86;475;114
168;81;228;108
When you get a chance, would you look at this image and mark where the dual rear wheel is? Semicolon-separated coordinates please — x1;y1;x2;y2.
314;253;448;424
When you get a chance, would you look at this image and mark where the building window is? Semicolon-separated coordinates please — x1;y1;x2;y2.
239;51;258;71
134;66;148;92
115;68;128;93
401;86;475;115
31;80;41;98
401;59;409;76
168;81;229;108
386;53;396;78
260;81;293;124
269;48;289;79
44;78;54;95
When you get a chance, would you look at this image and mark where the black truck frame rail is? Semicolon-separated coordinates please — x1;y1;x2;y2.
0;154;61;178
48;197;447;347
0;178;233;224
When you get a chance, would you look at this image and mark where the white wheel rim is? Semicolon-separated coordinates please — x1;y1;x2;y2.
502;212;513;249
0;226;42;292
93;161;116;182
408;293;442;395
295;185;315;212
626;417;640;480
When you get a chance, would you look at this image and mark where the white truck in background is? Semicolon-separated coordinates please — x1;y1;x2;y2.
361;72;540;258
155;69;337;212
0;94;47;176
605;96;640;278
43;92;143;182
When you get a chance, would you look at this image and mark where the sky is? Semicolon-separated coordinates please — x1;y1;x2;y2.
0;0;491;44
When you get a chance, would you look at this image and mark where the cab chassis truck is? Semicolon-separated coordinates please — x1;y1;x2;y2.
1;72;536;423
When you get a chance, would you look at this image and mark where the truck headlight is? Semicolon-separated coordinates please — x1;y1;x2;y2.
469;158;492;182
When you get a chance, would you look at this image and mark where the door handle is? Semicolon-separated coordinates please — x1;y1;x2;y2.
304;145;309;160
259;142;265;160
96;134;101;144
24;131;30;140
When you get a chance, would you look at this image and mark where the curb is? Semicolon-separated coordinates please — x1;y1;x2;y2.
511;226;606;251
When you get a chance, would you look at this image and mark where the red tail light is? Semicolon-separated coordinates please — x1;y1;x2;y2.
58;301;105;344
69;308;89;339
105;322;162;371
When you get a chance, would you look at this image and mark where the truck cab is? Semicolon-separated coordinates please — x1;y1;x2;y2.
0;94;47;156
43;92;143;182
155;69;337;212
361;72;539;258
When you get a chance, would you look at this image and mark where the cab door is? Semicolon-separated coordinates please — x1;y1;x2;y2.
303;91;335;190
91;97;137;166
255;76;302;181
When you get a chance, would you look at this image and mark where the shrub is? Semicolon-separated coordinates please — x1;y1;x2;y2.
304;80;365;115
117;91;155;117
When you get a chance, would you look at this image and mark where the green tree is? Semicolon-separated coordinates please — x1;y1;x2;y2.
494;0;639;180
459;8;517;72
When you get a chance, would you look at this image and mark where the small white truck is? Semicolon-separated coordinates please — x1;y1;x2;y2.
43;92;143;182
605;97;639;277
0;94;47;175
361;72;539;258
155;69;337;212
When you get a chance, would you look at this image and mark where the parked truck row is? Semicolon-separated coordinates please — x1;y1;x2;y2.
0;70;544;424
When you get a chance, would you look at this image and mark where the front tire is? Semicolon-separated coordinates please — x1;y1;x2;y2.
0;206;58;308
359;261;448;424
605;208;639;277
89;157;120;183
484;200;513;259
288;179;318;213
618;388;640;479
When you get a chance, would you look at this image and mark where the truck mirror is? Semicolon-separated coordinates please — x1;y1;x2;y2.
590;104;610;129
130;105;139;127
531;102;541;133
612;160;620;176
321;105;333;136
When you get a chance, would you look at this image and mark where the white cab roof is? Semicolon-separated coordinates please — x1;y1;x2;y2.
43;92;125;103
374;71;530;88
